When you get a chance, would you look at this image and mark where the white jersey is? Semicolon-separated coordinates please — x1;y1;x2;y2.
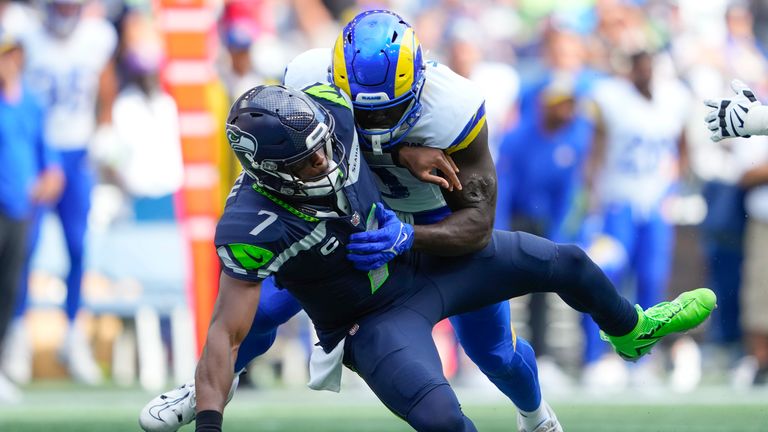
283;48;486;214
24;18;117;151
592;77;690;215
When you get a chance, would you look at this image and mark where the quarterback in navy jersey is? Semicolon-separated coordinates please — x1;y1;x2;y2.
214;83;414;350
179;84;715;432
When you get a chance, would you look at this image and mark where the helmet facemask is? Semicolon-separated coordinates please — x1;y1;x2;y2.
230;112;348;202
352;75;425;152
258;118;348;200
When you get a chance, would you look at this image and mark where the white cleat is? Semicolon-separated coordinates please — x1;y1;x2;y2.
0;372;22;404
1;319;32;385
517;400;564;432
670;336;702;393
60;326;103;386
139;375;239;432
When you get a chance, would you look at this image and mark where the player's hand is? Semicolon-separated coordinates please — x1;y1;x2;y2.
396;145;462;191
347;203;414;271
30;167;64;204
704;79;761;141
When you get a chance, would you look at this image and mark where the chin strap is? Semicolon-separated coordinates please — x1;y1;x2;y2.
371;134;384;155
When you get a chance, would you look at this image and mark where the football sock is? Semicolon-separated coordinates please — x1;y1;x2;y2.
518;402;550;432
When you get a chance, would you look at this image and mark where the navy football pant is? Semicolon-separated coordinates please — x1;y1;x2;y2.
340;230;636;429
234;270;543;412
236;231;636;427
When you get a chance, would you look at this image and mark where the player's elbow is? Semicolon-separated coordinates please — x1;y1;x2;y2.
459;218;493;253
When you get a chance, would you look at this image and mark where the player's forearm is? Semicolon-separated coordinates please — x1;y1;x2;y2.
413;206;493;255
740;163;768;188
195;325;238;413
745;105;768;136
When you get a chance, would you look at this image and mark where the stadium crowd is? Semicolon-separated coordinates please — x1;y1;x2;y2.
0;0;767;407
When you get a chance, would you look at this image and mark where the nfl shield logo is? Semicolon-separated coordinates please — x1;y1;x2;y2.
350;211;361;226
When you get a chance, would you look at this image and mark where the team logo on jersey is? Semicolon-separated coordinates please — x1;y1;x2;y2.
350;211;361;227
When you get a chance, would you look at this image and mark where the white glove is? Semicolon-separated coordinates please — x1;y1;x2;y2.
704;79;768;142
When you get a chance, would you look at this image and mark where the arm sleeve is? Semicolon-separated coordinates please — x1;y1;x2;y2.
214;215;283;283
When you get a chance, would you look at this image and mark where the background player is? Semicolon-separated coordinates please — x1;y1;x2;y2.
9;0;118;385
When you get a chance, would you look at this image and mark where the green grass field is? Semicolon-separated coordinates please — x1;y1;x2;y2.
1;383;767;432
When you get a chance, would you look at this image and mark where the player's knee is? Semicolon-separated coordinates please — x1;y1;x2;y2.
407;385;467;432
463;346;513;378
554;244;600;286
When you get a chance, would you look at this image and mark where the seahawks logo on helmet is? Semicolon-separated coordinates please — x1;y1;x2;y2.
227;124;258;154
227;123;262;170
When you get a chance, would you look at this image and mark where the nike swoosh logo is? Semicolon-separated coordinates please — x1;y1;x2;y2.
148;392;190;422
732;110;745;128
244;249;266;264
625;339;660;358
636;303;685;341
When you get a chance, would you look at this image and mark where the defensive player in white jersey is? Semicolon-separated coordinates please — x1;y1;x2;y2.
585;51;690;373
13;0;117;385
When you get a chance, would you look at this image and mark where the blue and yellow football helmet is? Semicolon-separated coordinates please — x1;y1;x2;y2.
331;10;425;151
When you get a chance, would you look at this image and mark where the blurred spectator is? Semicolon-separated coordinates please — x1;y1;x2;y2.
445;19;519;159
495;72;595;385
13;0;118;385
498;21;599;384
584;50;691;388
736;139;768;386
107;12;183;221
496;74;594;243
0;29;63;401
220;22;269;101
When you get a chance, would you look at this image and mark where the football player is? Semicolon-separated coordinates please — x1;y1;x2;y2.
583;51;692;383
11;0;117;385
144;11;558;432
193;83;713;432
142;11;714;432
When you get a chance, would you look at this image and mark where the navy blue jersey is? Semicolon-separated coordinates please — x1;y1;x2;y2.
215;84;415;346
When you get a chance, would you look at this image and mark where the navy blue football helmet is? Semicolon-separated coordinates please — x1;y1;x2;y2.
226;85;347;200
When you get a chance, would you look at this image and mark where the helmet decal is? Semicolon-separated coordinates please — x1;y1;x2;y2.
226;124;258;155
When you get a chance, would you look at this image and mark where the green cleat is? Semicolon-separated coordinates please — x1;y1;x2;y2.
601;288;717;361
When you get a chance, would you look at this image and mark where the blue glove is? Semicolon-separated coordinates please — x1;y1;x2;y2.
347;203;414;271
